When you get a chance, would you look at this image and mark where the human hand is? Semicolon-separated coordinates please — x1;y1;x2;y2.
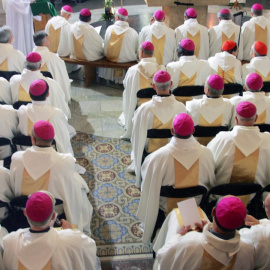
150;16;155;25
245;215;260;226
178;225;191;236
61;219;72;229
194;220;208;232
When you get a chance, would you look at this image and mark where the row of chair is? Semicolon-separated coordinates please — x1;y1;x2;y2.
0;70;53;81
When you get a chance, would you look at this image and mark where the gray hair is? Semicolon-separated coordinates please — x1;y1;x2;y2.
153;80;171;91
218;12;231;20
33;31;48;46
236;113;257;122
205;78;224;97
140;46;154;57
26;191;56;229
251;8;263;16
251;44;266;56
116;11;128;21
25;60;41;71
0;25;12;44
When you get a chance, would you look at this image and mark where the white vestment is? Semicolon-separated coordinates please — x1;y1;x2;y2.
0;43;25;72
45;15;72;57
207;125;270;187
119;57;165;139
208;20;243;60
3;146;92;233
70;21;104;61
17;101;73;155
242;16;270;61
33;46;71;102
0;167;11;222
208;52;242;85
139;21;176;65
154;223;254;270
0;78;12;105
230;91;270;126
175;19;209;60
5;0;35;55
240;219;270;270
186;95;234;128
10;69;71;118
0;225;8;270
242;56;270;84
0;104;18;159
136;137;216;243
130;95;186;187
3;227;100;270
166;55;211;90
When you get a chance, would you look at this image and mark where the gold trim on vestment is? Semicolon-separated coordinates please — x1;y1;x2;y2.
18;85;31;102
222;32;236;47
187;31;201;58
73;35;85;60
255;70;270;82
106;30;125;62
199;114;222;127
0;58;8;71
255;110;266;125
175;96;192;105
179;71;196;86
18;260;51;270
40;63;48;72
152;34;166;65
48;24;61;53
218;66;235;84
255;24;268;45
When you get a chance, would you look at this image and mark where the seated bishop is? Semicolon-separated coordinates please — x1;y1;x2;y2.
139;10;176;66
17;79;74;155
242;41;270;85
208;40;242;86
3;191;100;270
33;31;71;103
99;8;138;83
0;78;12;104
175;8;209;60
10;52;70;118
70;8;104;62
45;5;73;57
129;71;186;188
167;39;211;91
230;73;270;126
136;113;215;243
208;8;243;60
1;121;92;234
207;101;270;189
0;25;25;73
118;41;165;139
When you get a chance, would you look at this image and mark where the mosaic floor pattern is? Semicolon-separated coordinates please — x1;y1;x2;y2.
71;132;152;258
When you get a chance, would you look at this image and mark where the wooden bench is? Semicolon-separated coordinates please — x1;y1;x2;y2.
61;57;137;87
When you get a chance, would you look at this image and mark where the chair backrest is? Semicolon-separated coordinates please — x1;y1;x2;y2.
41;71;53;79
13;101;31;110
222;83;243;98
172;85;204;105
136;87;156;108
0;71;20;81
193;126;229;146
0;137;15;169
261;81;270;93
255;124;270;132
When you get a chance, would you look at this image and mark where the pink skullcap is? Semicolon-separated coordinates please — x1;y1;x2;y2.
62;5;73;13
222;40;236;51
29;79;47;96
153;70;171;83
180;39;195;51
252;3;263;10
154;10;165;21
26;52;41;63
173;113;194;136
80;8;91;17
185;8;197;18
26;192;53;222
219;8;230;14
117;8;128;17
34;120;55;140
246;73;263;90
215;197;246;230
236;101;257;118
254;41;268;55
141;41;154;51
208;75;224;90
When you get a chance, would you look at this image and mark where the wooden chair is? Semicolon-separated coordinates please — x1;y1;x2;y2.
13;101;31;110
172;85;204;105
0;71;20;81
222;83;243;98
136;87;156;108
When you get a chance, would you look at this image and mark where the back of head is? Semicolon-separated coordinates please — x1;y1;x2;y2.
252;41;268;57
154;10;165;22
140;41;154;57
33;31;48;47
245;73;263;92
153;70;171;92
116;8;128;21
218;8;231;20
25;52;42;71
173;113;194;139
205;74;224;97
235;101;257;125
214;196;246;232
29;79;49;101
32;120;55;146
177;39;195;58
79;8;91;22
185;8;197;19
61;5;73;18
0;25;12;44
251;3;263;16
222;40;238;55
25;191;55;229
